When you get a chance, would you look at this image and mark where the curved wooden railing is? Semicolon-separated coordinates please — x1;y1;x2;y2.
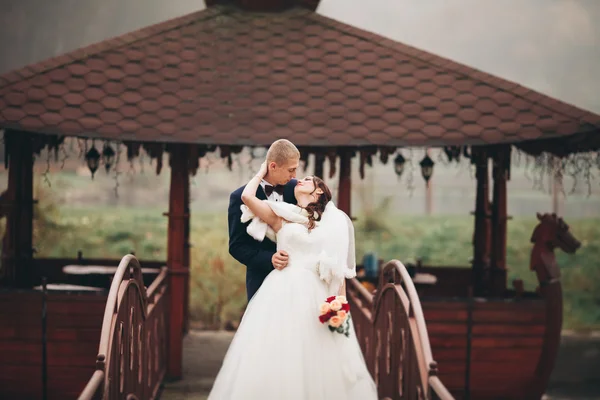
78;255;168;400
348;260;454;400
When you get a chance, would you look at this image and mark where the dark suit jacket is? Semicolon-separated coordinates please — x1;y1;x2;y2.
228;179;297;301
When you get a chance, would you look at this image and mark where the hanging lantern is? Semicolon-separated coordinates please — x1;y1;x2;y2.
419;154;435;183
85;146;101;178
102;143;116;173
393;153;406;177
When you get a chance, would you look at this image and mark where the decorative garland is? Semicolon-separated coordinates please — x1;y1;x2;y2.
514;148;599;196
7;133;598;199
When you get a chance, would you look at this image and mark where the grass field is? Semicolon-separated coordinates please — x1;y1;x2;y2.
1;153;597;331
31;195;600;331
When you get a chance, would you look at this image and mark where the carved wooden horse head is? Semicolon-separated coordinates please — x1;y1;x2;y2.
530;213;581;284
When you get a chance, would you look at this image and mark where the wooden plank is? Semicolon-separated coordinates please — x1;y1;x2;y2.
422;309;469;322
434;347;542;363
0;343;42;365
0;317;103;330
427;322;468;335
471;323;545;336
471;300;544;311
0;387;41;400
422;301;469;310
427;321;546;337
0;292;107;314
469;375;529;387
46;299;107;314
471;348;541;362
430;334;543;349
0;341;98;366
422;298;544;310
431;347;468;361
434;359;538;376
0;365;96;400
0;364;92;378
430;336;471;348
472;309;545;324
0;325;101;342
471;336;544;348
0;311;41;323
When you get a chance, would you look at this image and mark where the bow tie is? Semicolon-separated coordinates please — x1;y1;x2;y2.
264;184;284;197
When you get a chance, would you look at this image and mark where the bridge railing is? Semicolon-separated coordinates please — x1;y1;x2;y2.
78;255;168;400
348;260;455;400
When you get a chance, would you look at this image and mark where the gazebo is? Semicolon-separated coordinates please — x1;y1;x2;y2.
1;0;599;399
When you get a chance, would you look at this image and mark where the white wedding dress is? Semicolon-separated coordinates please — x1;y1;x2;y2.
208;201;377;400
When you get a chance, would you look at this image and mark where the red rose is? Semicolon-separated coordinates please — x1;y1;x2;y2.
319;314;331;323
341;303;350;312
326;296;336;303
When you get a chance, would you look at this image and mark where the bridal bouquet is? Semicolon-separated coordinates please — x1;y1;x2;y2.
318;295;351;337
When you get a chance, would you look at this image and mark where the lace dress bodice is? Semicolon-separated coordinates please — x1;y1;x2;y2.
240;200;356;293
276;221;320;274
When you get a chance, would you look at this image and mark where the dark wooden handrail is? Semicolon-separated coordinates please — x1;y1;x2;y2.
348;260;454;400
78;255;168;400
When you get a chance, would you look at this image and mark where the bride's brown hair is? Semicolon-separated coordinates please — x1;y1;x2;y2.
304;176;332;230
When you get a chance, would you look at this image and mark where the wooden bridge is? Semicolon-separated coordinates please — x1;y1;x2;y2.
75;255;454;400
0;246;579;399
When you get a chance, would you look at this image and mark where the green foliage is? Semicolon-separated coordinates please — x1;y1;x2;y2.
33;181;71;254
188;214;246;329
28;195;600;331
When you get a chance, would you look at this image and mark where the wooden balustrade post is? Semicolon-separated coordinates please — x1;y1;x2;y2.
183;163;191;335
471;148;491;296
165;144;190;380
0;131;35;288
490;146;510;295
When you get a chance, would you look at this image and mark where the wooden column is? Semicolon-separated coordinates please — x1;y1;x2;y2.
337;150;352;217
425;149;433;216
183;166;191;335
471;148;491;296
0;131;35;288
166;144;190;380
490;146;510;295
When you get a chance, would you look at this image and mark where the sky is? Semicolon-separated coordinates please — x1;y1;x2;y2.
0;0;206;73
317;0;600;114
0;0;598;113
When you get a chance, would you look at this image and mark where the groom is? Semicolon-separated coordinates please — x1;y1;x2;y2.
228;139;300;301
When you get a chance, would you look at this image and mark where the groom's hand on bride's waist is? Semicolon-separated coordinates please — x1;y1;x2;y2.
272;250;289;270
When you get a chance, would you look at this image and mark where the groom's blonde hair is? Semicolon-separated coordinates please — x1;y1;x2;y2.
266;139;300;166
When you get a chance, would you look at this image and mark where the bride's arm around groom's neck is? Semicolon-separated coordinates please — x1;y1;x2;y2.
241;163;282;233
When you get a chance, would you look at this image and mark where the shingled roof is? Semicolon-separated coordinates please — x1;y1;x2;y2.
1;5;599;153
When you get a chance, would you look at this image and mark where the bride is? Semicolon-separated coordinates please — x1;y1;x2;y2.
208;161;378;400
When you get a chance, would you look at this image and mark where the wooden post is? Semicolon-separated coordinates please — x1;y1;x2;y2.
425;149;433;216
165;144;190;380
0;131;35;288
337;150;352;217
490;146;510;295
472;148;491;296
183;165;191;335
